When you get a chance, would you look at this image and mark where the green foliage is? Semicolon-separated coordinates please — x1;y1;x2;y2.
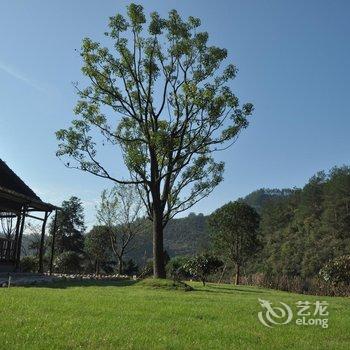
84;226;111;269
123;259;139;275
319;255;350;284
50;196;85;254
20;256;38;273
53;251;82;274
238;188;293;214
184;253;222;285
56;3;253;278
209;201;261;265
166;256;189;281
254;166;350;279
96;184;144;274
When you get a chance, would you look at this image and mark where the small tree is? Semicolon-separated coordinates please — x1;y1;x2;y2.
123;259;139;275
184;254;222;286
96;184;144;274
20;256;38;273
209;201;260;285
84;226;111;274
53;251;82;274
166;256;189;282
56;3;253;278
0;212;16;239
319;255;350;285
50;197;85;254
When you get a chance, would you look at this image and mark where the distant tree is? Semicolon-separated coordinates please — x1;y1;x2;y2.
323;166;350;239
84;226;111;274
319;255;350;285
209;201;260;284
26;222;48;258
0;213;17;259
166;256;189;282
184;253;222;286
56;3;253;278
50;197;85;254
20;256;38;273
256;166;350;279
53;251;82;274
0;213;16;239
96;184;144;274
123;259;139;275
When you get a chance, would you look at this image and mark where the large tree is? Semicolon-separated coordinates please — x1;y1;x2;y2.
56;3;253;278
209;201;260;284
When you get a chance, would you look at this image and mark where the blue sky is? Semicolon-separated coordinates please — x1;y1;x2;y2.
1;1;349;227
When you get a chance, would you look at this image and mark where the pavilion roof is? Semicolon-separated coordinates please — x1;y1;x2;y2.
0;158;56;212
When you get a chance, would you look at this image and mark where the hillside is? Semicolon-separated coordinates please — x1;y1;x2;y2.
128;213;209;265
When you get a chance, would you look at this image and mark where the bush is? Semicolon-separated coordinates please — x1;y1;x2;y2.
319;255;350;285
123;259;139;276
166;256;190;282
184;254;223;286
53;251;82;274
20;256;38;273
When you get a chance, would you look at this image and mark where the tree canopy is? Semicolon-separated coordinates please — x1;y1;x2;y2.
56;3;253;277
209;201;260;284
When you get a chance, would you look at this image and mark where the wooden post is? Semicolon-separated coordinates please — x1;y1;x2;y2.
49;209;58;275
15;206;27;270
38;211;49;273
12;213;21;262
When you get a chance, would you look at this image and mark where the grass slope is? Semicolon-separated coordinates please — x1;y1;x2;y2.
0;280;349;349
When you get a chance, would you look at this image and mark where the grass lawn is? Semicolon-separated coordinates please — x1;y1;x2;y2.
0;279;349;349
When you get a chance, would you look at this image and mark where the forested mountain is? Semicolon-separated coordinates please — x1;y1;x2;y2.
130;166;350;278
254;166;350;278
238;188;294;213
19;166;350;279
127;213;209;265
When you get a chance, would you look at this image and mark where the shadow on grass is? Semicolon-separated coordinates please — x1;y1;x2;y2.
192;284;265;295
210;285;266;293
21;279;138;289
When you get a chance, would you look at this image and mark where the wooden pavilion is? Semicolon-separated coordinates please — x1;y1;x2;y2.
0;158;58;273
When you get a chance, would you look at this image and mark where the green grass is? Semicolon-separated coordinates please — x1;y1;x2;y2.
0;279;349;349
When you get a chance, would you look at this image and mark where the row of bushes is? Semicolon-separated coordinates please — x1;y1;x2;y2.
20;251;139;275
21;252;350;296
163;254;350;296
238;273;350;297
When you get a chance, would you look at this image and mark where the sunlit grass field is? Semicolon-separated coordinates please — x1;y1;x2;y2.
0;279;349;349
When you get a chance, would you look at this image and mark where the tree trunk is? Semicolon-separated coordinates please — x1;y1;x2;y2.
153;209;166;279
218;263;227;284
235;263;240;285
96;260;100;275
117;256;123;275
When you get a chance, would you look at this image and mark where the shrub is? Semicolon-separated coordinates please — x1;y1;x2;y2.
166;256;190;282
123;259;139;276
319;255;350;285
20;256;38;273
184;254;223;286
53;251;82;274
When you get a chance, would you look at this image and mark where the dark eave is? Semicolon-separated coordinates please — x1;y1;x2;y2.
0;186;57;212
